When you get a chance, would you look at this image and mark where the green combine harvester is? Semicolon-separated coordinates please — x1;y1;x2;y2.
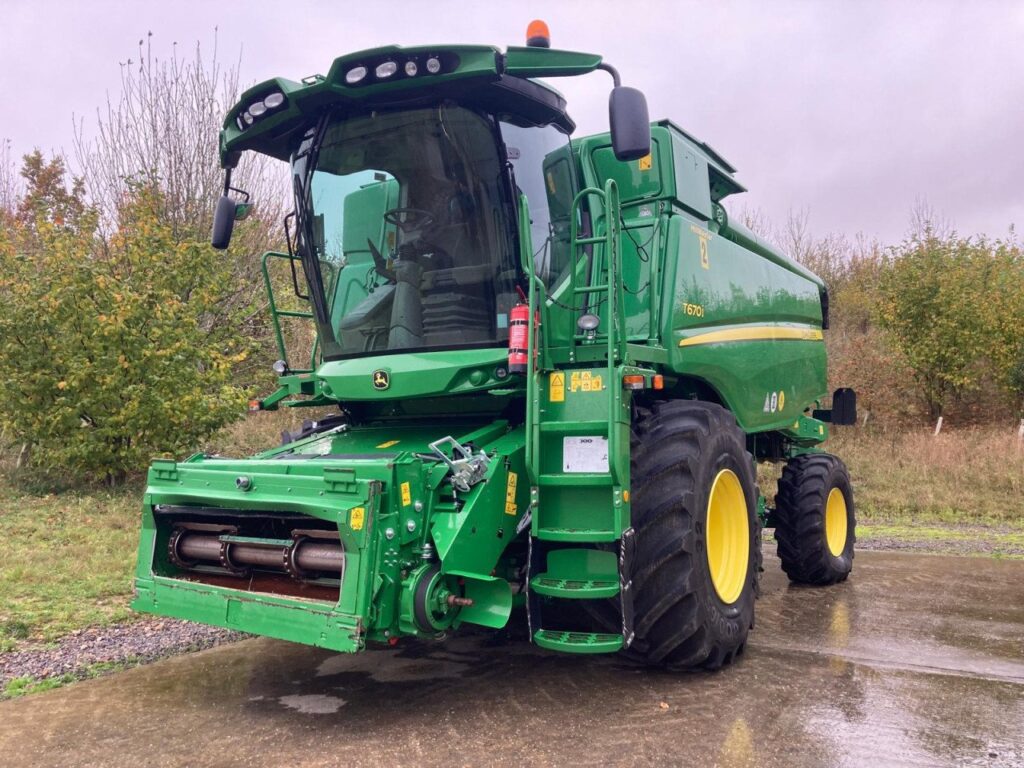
132;22;858;669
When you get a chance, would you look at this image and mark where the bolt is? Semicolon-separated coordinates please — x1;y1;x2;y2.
235;476;251;491
385;527;395;540
406;519;416;532
413;500;424;512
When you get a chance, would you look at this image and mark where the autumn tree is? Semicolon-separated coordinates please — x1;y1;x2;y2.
876;227;1023;419
73;34;287;387
0;155;252;484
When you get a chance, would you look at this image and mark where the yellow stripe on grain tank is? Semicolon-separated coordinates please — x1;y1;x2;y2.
678;326;824;347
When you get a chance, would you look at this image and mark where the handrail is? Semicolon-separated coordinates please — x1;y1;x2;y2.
606;179;627;365
260;251;318;375
566;181;625;484
567;180;626;360
601;180;625;485
519;194;548;483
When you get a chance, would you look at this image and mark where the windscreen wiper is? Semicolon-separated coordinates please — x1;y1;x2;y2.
292;115;333;326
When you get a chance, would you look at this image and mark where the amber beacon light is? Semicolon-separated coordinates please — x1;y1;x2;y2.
526;19;551;48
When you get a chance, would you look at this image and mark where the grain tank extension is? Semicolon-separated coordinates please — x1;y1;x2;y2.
133;23;858;669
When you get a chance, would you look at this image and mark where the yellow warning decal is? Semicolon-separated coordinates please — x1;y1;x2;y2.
350;507;366;531
377;439;400;448
569;371;604;393
504;471;519;515
546;170;557;195
638;154;652;171
549;372;565;402
400;481;412;507
689;224;712;269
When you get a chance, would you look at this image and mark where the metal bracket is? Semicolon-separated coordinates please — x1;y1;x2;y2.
428;436;491;493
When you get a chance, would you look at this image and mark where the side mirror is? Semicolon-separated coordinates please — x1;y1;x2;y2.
211;195;237;250
609;86;651;161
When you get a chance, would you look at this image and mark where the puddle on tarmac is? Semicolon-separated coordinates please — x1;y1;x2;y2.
0;549;1021;767
278;693;347;714
315;641;475;683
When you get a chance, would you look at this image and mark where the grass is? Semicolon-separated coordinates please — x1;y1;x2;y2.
759;425;1024;527
0;484;140;650
1;659;140;700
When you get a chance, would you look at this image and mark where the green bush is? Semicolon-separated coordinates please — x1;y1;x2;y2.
0;154;253;484
876;230;1024;419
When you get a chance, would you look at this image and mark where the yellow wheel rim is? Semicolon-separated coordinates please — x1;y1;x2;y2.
706;469;750;604
825;487;848;557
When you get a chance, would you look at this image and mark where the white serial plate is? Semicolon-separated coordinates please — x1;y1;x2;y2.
562;436;609;473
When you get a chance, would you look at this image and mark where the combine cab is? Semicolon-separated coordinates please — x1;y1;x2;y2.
133;22;857;669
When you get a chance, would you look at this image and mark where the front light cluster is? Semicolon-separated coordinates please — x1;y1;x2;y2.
236;91;287;131
344;54;445;86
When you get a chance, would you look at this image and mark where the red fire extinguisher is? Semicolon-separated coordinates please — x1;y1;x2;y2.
508;303;537;374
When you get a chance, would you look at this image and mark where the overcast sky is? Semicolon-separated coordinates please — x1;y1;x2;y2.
2;0;1021;244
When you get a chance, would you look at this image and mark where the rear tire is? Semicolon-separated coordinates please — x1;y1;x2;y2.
625;400;761;670
774;453;855;584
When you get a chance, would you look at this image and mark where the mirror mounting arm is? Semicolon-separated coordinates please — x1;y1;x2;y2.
596;62;622;88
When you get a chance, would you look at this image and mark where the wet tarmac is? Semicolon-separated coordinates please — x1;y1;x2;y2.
1;548;1022;767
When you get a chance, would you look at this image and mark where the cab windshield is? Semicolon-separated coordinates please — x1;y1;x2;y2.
293;105;520;360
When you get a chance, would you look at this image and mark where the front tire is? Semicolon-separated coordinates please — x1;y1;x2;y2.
774;453;856;584
626;400;761;670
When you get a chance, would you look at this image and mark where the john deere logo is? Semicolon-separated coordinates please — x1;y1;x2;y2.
372;370;390;390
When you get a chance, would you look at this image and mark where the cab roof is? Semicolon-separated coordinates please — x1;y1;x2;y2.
220;44;592;167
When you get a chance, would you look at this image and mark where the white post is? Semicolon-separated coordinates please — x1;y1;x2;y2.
1017;418;1024;442
934;416;943;436
862;411;870;427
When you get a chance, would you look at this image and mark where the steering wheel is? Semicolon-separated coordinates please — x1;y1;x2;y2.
384;207;435;233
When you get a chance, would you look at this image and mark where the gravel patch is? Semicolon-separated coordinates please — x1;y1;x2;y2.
857;536;1024;558
0;619;244;688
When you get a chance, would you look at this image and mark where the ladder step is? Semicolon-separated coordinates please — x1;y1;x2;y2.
530;575;619;598
534;629;623;654
538;473;614;487
530;548;620;599
536;527;618;543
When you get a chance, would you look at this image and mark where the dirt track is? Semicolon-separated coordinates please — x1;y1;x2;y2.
1;547;1022;767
